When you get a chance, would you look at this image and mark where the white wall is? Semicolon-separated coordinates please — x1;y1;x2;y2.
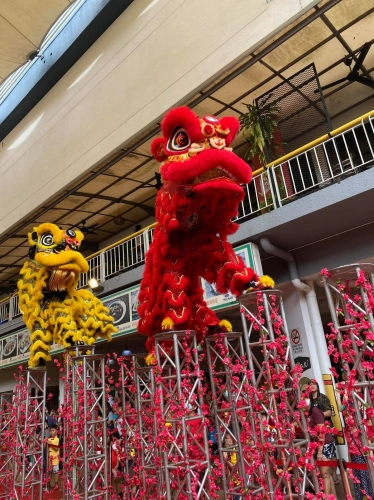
0;0;320;237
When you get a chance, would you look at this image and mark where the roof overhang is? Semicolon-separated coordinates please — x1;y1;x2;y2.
0;0;134;142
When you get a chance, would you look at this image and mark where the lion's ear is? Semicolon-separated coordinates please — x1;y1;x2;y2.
151;138;167;162
75;230;85;245
28;229;38;246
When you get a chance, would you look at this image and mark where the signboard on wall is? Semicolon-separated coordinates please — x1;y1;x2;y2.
0;329;61;368
102;284;140;335
0;243;261;368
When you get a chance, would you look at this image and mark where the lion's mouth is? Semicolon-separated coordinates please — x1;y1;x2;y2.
192;167;237;185
53;243;67;254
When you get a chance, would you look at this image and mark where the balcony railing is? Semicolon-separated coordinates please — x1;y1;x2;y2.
1;111;373;324
77;226;154;288
236;110;374;220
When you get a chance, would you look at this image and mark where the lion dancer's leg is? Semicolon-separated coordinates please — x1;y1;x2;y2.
139;268;194;353
138;228;194;349
208;240;259;297
161;269;193;332
137;243;159;337
73;289;116;343
188;274;233;340
17;263;53;367
44;298;82;348
28;320;53;368
188;274;219;332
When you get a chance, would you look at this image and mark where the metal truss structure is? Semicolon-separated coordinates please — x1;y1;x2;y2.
205;331;262;499
14;368;47;500
119;354;144;498
154;330;211;500
134;354;160;498
0;392;15;499
64;346;108;500
239;290;319;499
322;263;374;487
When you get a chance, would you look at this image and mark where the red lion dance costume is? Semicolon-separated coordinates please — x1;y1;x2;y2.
138;107;273;351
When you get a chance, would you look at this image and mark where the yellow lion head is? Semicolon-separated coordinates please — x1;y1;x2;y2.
28;223;89;274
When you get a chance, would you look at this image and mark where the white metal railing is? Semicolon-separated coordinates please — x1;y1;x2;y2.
77;226;155;289
0;294;21;324
236;113;374;220
0;300;9;324
1;115;373;326
236;169;275;220
9;294;20;319
272;114;374;206
78;254;102;289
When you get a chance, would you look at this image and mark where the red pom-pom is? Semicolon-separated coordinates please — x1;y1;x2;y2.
151;137;167;162
218;116;240;145
201;123;215;137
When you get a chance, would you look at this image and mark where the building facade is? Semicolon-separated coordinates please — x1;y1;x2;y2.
0;0;373;460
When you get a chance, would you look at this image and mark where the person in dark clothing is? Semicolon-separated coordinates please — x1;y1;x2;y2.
309;380;332;418
309;405;337;498
46;410;58;430
309;380;340;485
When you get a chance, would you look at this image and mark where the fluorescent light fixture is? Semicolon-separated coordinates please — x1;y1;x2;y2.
138;0;160;17
68;54;102;89
7;113;44;150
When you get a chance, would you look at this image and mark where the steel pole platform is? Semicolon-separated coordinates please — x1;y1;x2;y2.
205;331;261;499
0;392;15;499
322;264;374;488
134;354;161;499
14;368;47;500
63;345;108;500
119;354;145;498
154;330;211;500
239;290;319;499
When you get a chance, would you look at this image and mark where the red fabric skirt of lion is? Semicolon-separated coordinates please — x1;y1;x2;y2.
137;107;272;351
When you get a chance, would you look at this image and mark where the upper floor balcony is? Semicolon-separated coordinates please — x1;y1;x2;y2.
1;109;373;327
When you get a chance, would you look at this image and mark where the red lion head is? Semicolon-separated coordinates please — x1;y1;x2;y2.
151;107;252;195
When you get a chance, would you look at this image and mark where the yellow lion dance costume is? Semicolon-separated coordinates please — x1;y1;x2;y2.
18;223;116;367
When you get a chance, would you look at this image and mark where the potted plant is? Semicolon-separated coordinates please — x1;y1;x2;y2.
239;96;288;212
239;95;282;168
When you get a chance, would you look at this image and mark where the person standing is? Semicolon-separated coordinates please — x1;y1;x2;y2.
46;426;60;490
308;404;337;498
336;384;374;500
309;380;332;419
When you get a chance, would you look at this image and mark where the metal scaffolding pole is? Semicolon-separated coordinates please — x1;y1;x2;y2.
119;354;143;498
154;330;211;500
0;392;15;499
63;345;108;500
206;331;261;499
239;290;319;499
134;354;161;498
322;263;374;487
14;368;47;500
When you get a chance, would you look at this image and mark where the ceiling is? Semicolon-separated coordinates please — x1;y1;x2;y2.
0;0;77;85
0;0;373;292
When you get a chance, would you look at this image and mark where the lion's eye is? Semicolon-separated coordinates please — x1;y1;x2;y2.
40;233;54;246
168;127;190;152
